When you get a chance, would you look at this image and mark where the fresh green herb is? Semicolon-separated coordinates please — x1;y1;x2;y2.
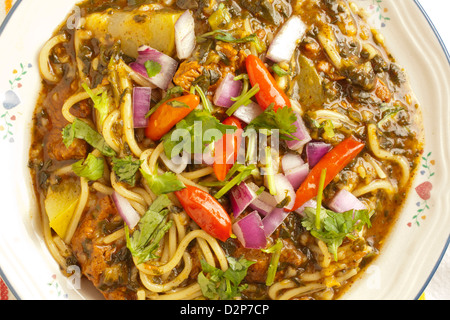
112;156;143;187
193;85;213;113
246;105;298;141
145;86;184;118
72;154;104;181
162;109;236;160
197;256;255;300
313;119;335;139
144;60;162;78
81;83;110;128
262;239;283;286
125;195;174;264
302;207;372;261
316;168;327;229
271;64;290;77
198;30;259;44
226;84;260;117
214;163;257;199
62;118;116;157
140;167;186;196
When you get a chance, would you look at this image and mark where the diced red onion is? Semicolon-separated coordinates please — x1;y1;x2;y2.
175;10;196;60
249;192;278;217
230;182;258;218
286;112;312;151
306;141;332;168
112;191;141;230
160;151;189;174
233;211;267;249
213;73;243;108
132;87;151;128
232;101;263;124
285;163;309;190
267;15;307;63
130;45;178;90
247;182;277;217
281;153;305;173
273;173;296;210
262;207;290;237
327;189;367;213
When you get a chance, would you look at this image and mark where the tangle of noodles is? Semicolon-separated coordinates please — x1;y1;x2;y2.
117;60;143;158
367;123;411;188
39;33;68;83
62;85;107;124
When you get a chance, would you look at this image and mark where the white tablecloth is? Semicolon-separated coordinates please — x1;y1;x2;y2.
0;0;448;301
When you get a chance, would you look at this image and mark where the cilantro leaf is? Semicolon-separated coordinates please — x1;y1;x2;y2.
125;195;173;264
198;256;255;300
72;154;104;181
144;60;162;78
112;156;143;187
271;64;290;77
62;118;116;157
162;109;236;159
140;167;185;195
246;105;298;141
81;83;110;128
302;207;372;261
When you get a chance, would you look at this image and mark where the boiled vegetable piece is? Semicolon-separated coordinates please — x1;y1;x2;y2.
84;9;183;58
44;180;80;239
291;55;326;108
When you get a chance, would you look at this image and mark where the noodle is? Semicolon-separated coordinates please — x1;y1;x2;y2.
352;179;396;197
62;85;107;123
39;33;68;83
367;123;410;188
117;60;143;158
64;177;89;243
102;109;122;153
74;29;93;86
138;230;228;276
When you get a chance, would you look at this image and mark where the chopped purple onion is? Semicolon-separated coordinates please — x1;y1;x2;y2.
306;141;332;168
132;87;151;128
233;211;267;249
213;73;243;108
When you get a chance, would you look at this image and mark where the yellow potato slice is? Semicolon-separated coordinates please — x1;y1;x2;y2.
84;9;183;58
44;180;81;239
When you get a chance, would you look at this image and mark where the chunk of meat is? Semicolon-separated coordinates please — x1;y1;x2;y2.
233;242;271;284
71;196;137;300
42;79;89;161
46;129;88;161
173;60;204;91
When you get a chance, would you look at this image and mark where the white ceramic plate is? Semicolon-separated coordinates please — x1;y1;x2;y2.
0;0;449;300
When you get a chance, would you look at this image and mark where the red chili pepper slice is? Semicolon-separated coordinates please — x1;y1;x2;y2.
213;116;243;181
290;136;366;212
175;185;232;242
145;94;200;141
245;54;292;111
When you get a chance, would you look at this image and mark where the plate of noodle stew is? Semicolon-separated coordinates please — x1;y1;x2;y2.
0;0;449;300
